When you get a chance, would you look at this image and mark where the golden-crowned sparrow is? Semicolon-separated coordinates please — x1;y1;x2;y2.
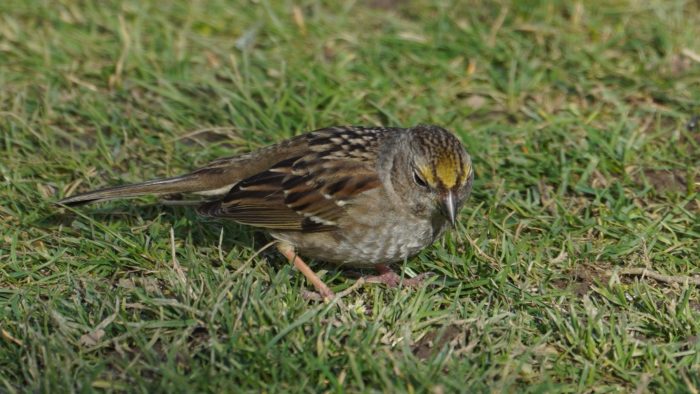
58;125;474;298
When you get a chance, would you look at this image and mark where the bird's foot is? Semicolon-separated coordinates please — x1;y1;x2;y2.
364;264;433;288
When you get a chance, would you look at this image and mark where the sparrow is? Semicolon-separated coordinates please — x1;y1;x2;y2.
58;125;474;299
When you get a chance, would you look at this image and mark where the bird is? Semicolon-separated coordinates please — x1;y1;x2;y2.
57;125;474;299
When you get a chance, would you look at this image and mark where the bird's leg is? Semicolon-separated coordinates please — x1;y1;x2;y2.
364;264;431;288
276;242;335;300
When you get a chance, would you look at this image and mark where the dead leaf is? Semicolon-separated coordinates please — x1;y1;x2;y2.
79;329;105;347
642;169;686;193
412;324;463;360
464;95;487;110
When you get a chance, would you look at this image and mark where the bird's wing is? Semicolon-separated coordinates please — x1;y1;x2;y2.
197;127;387;232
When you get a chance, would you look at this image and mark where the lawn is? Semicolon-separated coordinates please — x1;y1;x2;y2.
1;0;699;392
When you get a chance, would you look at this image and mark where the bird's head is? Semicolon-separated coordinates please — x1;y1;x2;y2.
390;125;473;226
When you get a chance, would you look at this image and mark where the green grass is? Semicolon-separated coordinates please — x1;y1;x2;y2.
2;0;700;391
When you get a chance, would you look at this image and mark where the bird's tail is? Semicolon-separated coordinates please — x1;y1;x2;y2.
56;171;234;206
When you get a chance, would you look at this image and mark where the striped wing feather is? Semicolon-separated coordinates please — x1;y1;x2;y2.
198;128;385;232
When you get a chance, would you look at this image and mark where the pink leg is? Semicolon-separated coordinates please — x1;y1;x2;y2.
277;242;335;300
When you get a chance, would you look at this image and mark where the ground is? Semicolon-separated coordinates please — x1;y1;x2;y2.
1;0;699;392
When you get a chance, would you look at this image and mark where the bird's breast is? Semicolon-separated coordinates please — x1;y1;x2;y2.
270;212;446;268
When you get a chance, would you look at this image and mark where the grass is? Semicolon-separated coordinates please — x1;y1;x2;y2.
1;0;699;391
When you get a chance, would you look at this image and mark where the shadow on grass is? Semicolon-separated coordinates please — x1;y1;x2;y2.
38;202;259;251
36;200;352;278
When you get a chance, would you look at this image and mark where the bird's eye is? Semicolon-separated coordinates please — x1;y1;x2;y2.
413;170;429;189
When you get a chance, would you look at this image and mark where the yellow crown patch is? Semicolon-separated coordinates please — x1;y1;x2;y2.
417;154;470;189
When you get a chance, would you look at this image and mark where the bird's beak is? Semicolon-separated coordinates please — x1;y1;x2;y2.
439;191;458;227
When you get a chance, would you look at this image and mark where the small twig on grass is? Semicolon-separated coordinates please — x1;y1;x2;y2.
1;329;23;346
334;278;366;302
302;278;366;310
619;268;700;286
170;227;194;297
464;234;501;269
487;6;509;47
